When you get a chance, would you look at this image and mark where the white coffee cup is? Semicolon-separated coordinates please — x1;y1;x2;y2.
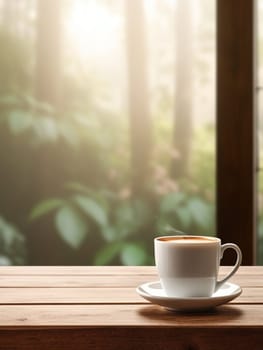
154;235;242;298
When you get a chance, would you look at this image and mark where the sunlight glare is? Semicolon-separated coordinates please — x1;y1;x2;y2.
66;1;122;60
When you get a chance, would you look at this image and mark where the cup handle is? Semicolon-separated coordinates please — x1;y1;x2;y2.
215;243;242;292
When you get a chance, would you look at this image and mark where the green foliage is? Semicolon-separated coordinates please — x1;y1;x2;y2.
120;243;148;265
0;2;258;266
30;184;215;265
0;91;217;265
191;125;215;196
0;216;26;265
0;94;80;146
73;195;108;227
30;198;65;220
0;93;129;190
7;109;33;134
158;192;214;236
55;205;88;249
95;242;123;265
30;189;153;265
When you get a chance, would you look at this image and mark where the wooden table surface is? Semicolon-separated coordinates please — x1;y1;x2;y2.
0;266;262;349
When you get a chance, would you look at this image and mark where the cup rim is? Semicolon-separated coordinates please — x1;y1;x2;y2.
155;235;221;244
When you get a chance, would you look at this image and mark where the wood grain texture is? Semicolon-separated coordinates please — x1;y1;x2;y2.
0;328;262;350
0;266;262;349
0;287;142;304
0;304;262;328
0;266;260;287
0;274;152;287
0;266;157;275
0;265;262;275
1;265;263;274
0;286;260;305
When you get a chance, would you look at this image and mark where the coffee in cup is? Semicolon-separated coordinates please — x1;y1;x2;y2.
154;235;242;298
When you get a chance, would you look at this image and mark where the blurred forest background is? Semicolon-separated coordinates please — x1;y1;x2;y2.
0;0;234;266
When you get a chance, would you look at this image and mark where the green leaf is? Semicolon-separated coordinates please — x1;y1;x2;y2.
7;110;33;134
55;206;88;249
0;255;12;266
187;197;212;230
30;198;64;220
74;195;108;227
115;204;135;229
94;242;123;265
120;243;147;266
33;116;58;141
0;216;26;265
113;203;139;238
176;206;191;229
160;192;186;214
0;217;24;247
101;226;118;242
65;182;91;194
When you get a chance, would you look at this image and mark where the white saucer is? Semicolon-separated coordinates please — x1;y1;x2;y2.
136;281;242;312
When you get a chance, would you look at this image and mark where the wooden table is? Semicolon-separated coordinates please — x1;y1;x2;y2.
0;266;262;349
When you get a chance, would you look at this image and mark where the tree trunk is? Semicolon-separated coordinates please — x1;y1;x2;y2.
171;0;193;179
1;0;15;33
35;0;61;109
33;0;63;199
125;0;152;195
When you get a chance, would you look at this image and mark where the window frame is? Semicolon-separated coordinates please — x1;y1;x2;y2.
216;0;257;264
